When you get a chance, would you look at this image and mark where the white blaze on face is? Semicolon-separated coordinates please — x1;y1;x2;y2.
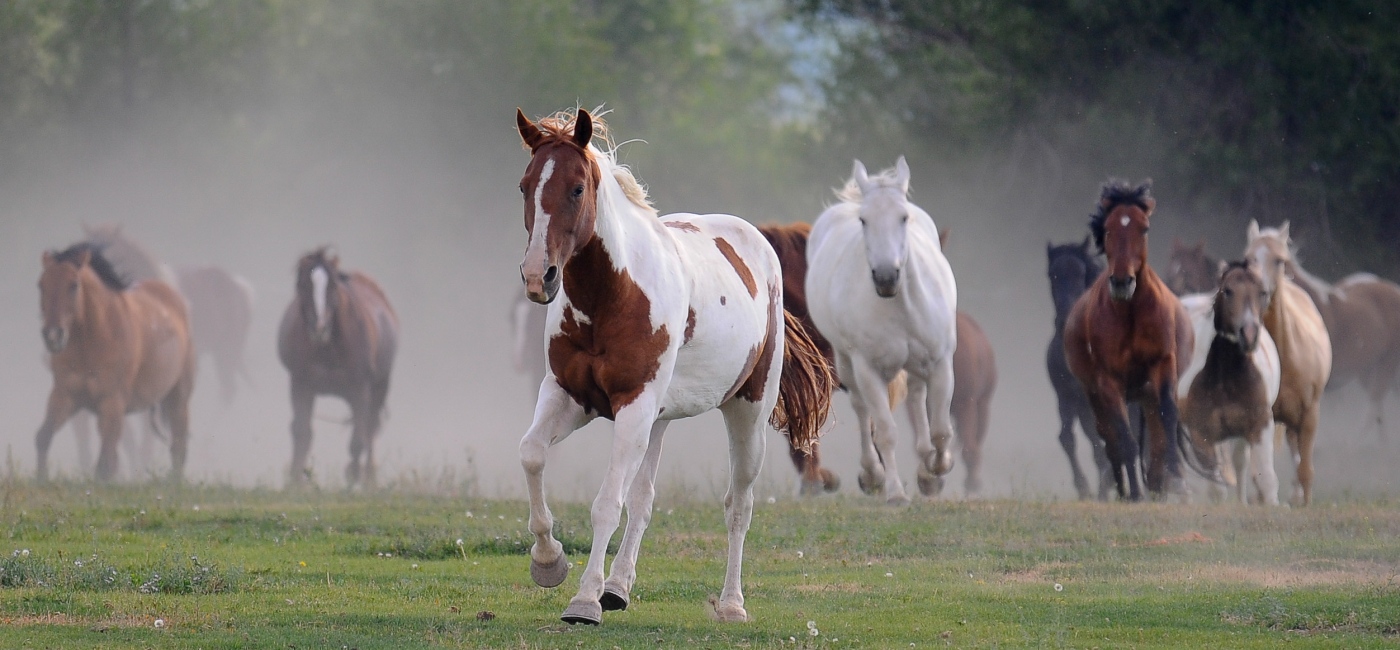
527;158;556;258
311;265;328;330
1120;215;1130;227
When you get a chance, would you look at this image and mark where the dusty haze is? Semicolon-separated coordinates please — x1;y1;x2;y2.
2;52;1396;506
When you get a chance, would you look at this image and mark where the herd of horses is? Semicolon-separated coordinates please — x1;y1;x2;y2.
29;106;1400;625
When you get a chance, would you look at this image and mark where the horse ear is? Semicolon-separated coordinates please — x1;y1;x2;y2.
1218;259;1228;276
1246;219;1260;241
894;156;911;194
73;247;91;268
939;227;949;250
852;159;871;195
574;109;594;149
1279;220;1290;242
516;108;544;151
1142;196;1156;215
41;251;54;268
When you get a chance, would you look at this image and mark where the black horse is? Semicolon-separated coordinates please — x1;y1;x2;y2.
1046;237;1115;500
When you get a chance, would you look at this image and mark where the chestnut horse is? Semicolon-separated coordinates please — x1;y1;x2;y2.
35;242;195;482
1250;221;1400;438
1064;180;1194;500
1166;238;1222;296
513;108;832;625
1046;237;1113;499
278;248;399;487
1244;221;1333;505
760;223;997;495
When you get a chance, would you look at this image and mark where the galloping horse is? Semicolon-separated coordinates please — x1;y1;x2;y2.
760;223;996;496
1244;221;1332;505
1046;237;1113;499
278;248;399;487
1166;238;1222;296
1250;222;1400;438
807;157;958;504
1178;262;1282;505
35;242;195;482
513;108;832;625
1064;180;1194;500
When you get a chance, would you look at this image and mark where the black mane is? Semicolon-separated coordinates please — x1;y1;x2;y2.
1088;179;1153;252
52;242;129;292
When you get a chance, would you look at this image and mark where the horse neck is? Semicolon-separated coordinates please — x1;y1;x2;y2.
1285;259;1331;308
571;159;657;288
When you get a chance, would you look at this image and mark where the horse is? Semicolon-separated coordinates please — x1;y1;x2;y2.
34;242;196;482
1178;262;1282;505
1046;237;1114;500
1064;180;1194;500
1166;237;1222;296
1244;221;1333;505
806;156;958;504
1251;222;1400;438
277;248;399;488
512;108;833;625
760;223;996;496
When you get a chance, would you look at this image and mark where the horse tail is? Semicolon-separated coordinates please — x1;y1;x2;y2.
1176;420;1224;483
770;309;836;457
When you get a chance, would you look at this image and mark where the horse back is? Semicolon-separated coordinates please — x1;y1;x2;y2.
123;278;195;408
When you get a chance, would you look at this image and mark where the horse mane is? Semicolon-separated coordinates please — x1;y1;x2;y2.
1220;259;1253;282
53;242;129;292
1088;179;1153;252
834;164;908;204
528;108;656;215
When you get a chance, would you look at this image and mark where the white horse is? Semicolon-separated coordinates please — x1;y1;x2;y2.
512;108;832;625
1177;275;1282;505
806;157;958;504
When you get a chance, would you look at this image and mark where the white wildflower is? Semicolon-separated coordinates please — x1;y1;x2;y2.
153;619;165;629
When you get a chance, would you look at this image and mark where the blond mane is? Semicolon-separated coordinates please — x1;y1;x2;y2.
528;108;656;215
834;164;909;204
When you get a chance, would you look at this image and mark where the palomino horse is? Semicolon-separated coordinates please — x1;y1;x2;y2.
35;242;196;482
513;108;832;625
1046;237;1113;500
1244;221;1333;505
807;157;958;504
277;248;399;487
1166;238;1222;296
1250;222;1400;438
1178;262;1282;505
760;223;997;496
1064;180;1194;500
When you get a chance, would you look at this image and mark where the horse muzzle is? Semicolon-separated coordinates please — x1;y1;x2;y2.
871;267;900;298
42;326;67;353
1107;276;1136;301
522;263;561;305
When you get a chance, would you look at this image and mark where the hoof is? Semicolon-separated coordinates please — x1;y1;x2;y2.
917;473;943;496
931;450;954;477
561;598;602;625
600;577;630;611
819;468;841;493
798;477;826;497
529;553;569;588
710;601;750;623
885;492;910;506
857;469;884;495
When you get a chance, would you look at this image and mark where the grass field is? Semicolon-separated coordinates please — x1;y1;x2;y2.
0;478;1397;649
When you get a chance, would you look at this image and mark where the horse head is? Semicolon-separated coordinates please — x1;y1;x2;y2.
848;156;913;298
515;108;603;305
1244;219;1293;300
39;242;127;353
1046;235;1100;325
1214;261;1268;353
1166;237;1220;296
297;248;342;345
1090;179;1155;301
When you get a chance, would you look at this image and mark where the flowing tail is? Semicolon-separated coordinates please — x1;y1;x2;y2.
770;310;836;456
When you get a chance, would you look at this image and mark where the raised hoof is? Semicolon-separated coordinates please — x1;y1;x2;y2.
600;588;629;612
819;468;842;493
561;598;602;625
857;470;884;496
931;451;955;477
917;468;944;497
529;553;569;588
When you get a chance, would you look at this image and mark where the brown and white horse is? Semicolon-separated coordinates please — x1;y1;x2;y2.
513;108;832;625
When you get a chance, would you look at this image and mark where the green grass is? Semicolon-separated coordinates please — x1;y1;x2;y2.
0;480;1397;648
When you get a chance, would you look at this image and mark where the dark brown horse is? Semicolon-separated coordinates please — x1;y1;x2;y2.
759;223;998;496
1046;237;1113;500
35;242;196;482
1064;180;1194;500
1166;237;1222;296
278;248;399;487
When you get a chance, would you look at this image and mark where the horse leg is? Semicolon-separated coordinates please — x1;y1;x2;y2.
288;382;315;486
1249;421;1279;506
903;375;938;496
850;356;906;504
1295;406;1319;506
918;356;957;495
602;420;670;612
520;380;590;589
93;398;125;483
162;382;193;483
35;390;78;482
838;353;884;496
562;394;660;625
1077;398;1114;501
72;411;95;478
1056;396;1092;500
1087;383;1137;501
710;393;770;623
346;389;372;488
1363;371;1389;439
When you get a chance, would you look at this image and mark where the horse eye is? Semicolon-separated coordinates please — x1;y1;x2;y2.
572;185;584;198
1222;288;1233;297
900;214;908;224
858;217;867;226
518;183;526;194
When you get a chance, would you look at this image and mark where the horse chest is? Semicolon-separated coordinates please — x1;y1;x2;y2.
547;304;670;419
1185;363;1269;443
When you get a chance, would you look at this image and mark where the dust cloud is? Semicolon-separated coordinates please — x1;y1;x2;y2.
1;51;1395;506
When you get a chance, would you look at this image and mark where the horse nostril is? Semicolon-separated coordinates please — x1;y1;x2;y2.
543;265;559;284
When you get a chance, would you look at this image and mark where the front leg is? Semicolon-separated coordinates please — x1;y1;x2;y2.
916;355;957;496
563;392;660;625
93;396;126;483
601;419;670;612
1142;378;1184;498
849;355;906;505
35;389;78;482
1249;420;1279;506
837;352;883;495
1087;379;1138;501
520;379;592;589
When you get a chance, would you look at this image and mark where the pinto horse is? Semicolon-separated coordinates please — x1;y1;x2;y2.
1046;237;1113;499
277;248;399;487
1064;180;1194;500
35;242;196;482
1244;221;1333;505
513;108;833;625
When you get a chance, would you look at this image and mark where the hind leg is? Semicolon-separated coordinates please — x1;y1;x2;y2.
1292;407;1320;506
1056;395;1092;499
162;385;193;483
35;390;78;482
602;420;670;612
520;379;591;589
709;395;769;623
345;388;375;488
957;394;987;495
93;397;126;483
838;353;884;496
288;382;315;485
71;411;95;478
